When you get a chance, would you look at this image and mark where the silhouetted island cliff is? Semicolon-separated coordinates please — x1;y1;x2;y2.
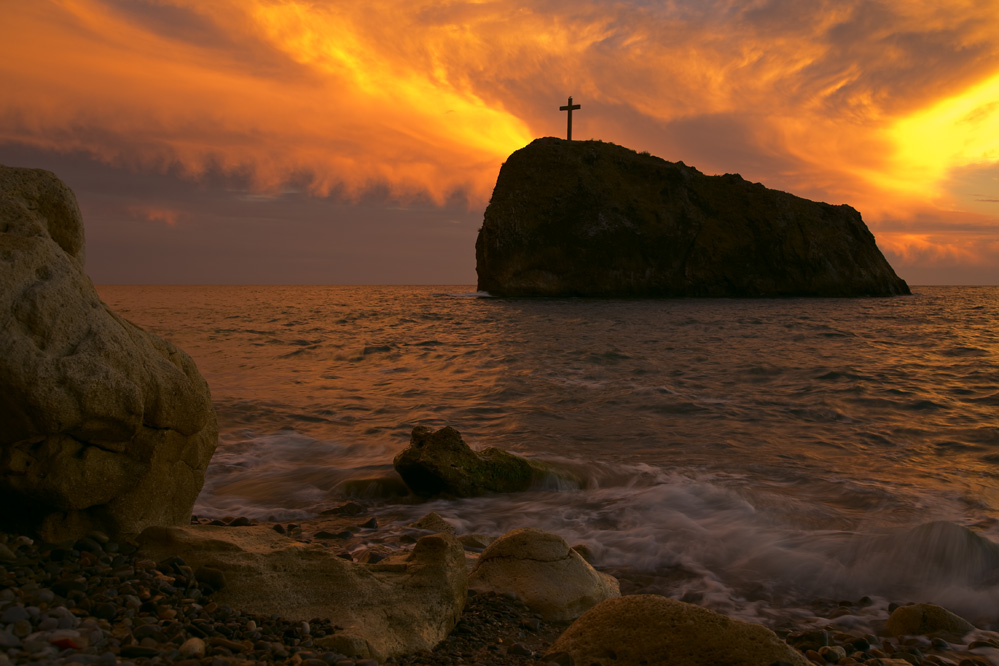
475;138;910;297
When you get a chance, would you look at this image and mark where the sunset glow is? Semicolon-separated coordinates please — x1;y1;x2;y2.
1;0;997;283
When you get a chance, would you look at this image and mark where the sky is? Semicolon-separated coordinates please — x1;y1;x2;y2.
1;0;997;285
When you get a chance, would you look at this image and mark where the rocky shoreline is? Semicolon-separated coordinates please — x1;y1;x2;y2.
3;515;997;666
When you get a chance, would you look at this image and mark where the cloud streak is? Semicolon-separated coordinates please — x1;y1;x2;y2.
1;0;996;282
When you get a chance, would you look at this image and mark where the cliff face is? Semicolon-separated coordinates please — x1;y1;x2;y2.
475;138;910;298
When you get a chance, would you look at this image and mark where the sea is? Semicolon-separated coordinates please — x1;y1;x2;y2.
96;284;999;635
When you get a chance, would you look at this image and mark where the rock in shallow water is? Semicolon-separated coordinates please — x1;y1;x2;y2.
476;137;910;298
393;425;538;497
0;165;217;542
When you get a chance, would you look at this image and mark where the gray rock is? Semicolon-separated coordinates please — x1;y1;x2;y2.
0;165;217;542
476;137;909;298
0;628;21;649
0;604;28;623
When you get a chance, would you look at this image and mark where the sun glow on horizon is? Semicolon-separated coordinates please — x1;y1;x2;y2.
1;0;997;280
866;73;999;200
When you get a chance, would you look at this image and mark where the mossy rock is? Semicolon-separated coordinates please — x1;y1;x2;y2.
394;426;549;497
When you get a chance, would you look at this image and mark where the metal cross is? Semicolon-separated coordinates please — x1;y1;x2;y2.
559;96;581;141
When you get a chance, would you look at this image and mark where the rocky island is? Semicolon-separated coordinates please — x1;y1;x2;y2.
476;138;910;298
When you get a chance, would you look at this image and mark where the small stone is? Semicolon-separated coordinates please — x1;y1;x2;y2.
92;602;117;620
570;544;594;563
820;645;848;662
1;605;29;623
208;635;250;652
120;645;161;658
804;649;824;664
179;636;206;657
359;517;378;529
229;516;251;527
12;620;32;638
75;537;104;554
0;629;21;649
272;524;287;535
195;566;227;591
408;512;456;535
133;623;166;641
0;543;15;561
508;642;533;656
321;501;365;516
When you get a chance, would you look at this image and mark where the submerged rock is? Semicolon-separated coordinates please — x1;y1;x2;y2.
0;165;217;542
469;528;620;621
393;425;570;497
476;137;910;298
138;525;468;660
544;594;810;666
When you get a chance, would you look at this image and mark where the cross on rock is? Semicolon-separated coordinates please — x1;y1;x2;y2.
559;96;581;141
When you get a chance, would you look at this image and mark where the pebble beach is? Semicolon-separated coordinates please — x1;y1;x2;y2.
3;514;998;666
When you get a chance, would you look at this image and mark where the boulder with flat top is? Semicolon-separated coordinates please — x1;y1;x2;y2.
0;165;217;542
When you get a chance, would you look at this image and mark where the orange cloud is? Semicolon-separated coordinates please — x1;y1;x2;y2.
1;0;996;275
129;206;181;227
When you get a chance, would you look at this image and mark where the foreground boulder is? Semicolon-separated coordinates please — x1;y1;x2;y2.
476;138;910;297
884;603;975;638
0;166;217;542
544;594;810;666
394;425;572;497
469;528;619;621
138;525;467;659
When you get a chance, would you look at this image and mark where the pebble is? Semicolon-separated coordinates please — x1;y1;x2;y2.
3;526;995;666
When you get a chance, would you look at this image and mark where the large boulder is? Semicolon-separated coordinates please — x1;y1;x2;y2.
544;594;810;666
137;525;468;659
0;165;217;542
394;425;565;497
476;137;910;297
469;528;619;621
884;603;975;638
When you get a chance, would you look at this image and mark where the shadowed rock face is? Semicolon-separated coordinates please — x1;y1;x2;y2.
0;165;217;542
393;426;535;497
476;138;910;298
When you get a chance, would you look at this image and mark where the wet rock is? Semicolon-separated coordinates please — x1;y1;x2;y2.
884;603;975;638
469;527;619;621
544;594;810;666
321;502;366;517
408;512;457;536
0;166;217;542
393;426;540;497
